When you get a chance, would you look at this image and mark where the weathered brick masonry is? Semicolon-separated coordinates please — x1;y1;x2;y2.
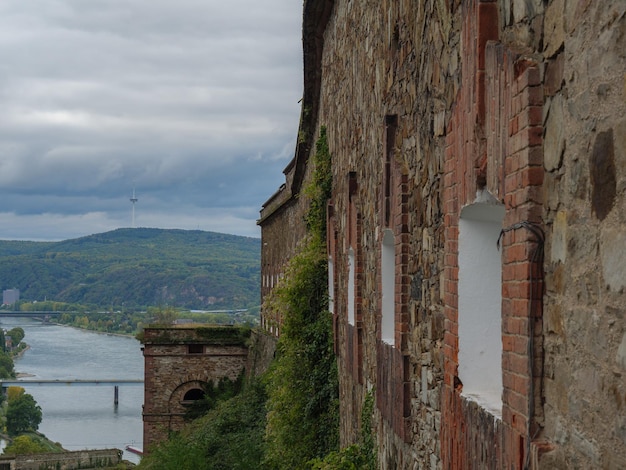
261;0;626;468
142;326;249;452
258;148;314;337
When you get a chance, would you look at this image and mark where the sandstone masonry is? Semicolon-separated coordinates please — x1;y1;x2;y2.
260;0;626;468
141;325;249;453
0;449;122;470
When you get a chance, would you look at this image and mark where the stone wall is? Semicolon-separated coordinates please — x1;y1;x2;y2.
262;0;625;468
142;325;249;452
319;0;452;465
538;0;626;467
245;328;277;378
0;449;122;470
258;158;312;336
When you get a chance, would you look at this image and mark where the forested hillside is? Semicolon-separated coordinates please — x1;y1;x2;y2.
0;228;260;310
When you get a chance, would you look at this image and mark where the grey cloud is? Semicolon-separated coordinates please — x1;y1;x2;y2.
0;0;302;240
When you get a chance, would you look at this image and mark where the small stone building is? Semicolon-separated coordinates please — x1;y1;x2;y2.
260;0;626;468
141;325;249;452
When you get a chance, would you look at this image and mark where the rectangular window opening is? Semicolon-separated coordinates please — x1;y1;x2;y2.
188;344;204;354
383;115;398;227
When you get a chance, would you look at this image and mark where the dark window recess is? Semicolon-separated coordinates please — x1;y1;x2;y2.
188;344;203;354
383;114;398;227
183;388;205;402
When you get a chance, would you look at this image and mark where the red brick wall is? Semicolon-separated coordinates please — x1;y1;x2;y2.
441;0;545;468
376;341;411;442
348;172;364;383
374;114;412;442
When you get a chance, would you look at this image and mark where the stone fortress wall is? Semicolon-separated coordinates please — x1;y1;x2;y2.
261;0;626;468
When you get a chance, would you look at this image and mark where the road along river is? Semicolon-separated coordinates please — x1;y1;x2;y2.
0;317;144;464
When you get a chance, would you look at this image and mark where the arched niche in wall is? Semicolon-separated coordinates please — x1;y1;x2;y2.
169;381;207;413
458;198;505;416
182;388;204;405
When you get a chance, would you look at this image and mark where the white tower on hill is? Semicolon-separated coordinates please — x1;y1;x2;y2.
130;188;139;228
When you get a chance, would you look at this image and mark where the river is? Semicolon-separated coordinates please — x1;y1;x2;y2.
0;317;144;464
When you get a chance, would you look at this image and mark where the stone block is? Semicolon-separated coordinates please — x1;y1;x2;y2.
565;0;592;33
544;303;564;336
544;52;564;96
617;332;626;371
570;428;600;466
544;94;565;172
537;445;568;470
550;210;568;263
512;0;528;22
544;0;566;57
600;227;626;291
567;89;591;121
615;118;626;192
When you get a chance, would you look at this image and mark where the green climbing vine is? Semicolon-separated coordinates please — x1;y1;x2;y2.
304;126;333;239
308;390;377;470
263;126;338;469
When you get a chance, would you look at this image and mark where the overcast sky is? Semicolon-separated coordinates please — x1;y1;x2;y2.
0;0;303;241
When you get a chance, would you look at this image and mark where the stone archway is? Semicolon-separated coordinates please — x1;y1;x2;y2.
168;380;209;416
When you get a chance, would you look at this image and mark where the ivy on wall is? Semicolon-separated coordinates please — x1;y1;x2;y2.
308;389;377;470
137;127;343;469
263;126;339;469
138;380;268;470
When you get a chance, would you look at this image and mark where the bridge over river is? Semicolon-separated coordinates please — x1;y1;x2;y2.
0;379;144;405
0;311;63;317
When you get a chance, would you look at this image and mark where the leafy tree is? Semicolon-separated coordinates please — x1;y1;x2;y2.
6;393;43;436
0;353;15;379
6;327;24;346
0;228;261;310
149;306;178;325
3;435;47;455
0;329;5;352
6;386;24;402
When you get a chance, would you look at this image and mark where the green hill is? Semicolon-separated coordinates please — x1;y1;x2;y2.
0;228;260;310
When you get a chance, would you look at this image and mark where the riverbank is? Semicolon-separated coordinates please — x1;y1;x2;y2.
11;344;30;360
27;316;137;339
1;317;144;463
51;321;136;338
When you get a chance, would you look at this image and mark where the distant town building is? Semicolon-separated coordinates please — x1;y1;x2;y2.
2;288;19;305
